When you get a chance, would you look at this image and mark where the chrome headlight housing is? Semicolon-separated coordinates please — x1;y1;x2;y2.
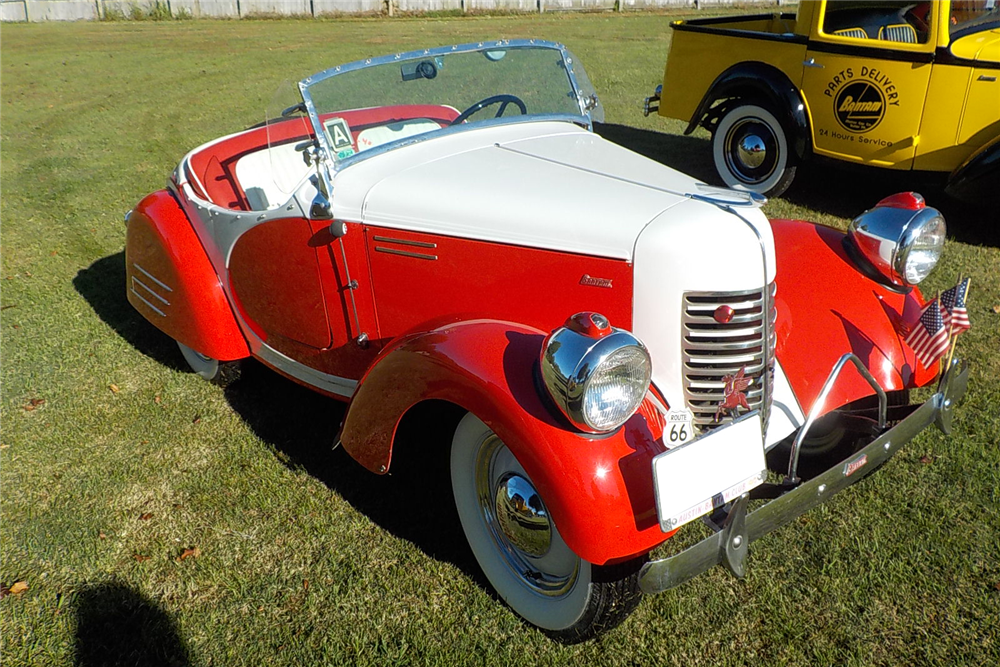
540;312;652;434
847;192;946;287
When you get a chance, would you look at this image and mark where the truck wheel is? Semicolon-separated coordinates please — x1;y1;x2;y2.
712;103;796;197
450;412;643;642
177;342;241;387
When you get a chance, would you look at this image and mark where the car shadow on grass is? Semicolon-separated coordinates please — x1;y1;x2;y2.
74;580;193;667
595;122;717;185
222;362;488;588
787;161;1000;247
75;252;489;590
73;251;187;372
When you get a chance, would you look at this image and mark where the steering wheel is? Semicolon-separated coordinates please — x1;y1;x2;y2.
450;95;527;125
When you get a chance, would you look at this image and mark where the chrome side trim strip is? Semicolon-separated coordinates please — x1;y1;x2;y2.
130;283;167;317
131;277;170;306
372;236;437;249
132;263;173;292
255;344;358;399
374;246;438;261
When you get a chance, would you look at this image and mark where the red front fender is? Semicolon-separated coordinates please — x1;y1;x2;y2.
338;320;672;565
771;219;938;414
125;190;249;361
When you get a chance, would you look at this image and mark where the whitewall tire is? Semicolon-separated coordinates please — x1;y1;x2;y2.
712;103;797;197
177;342;241;387
450;412;643;642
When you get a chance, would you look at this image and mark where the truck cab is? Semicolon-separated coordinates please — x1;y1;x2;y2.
649;0;1000;199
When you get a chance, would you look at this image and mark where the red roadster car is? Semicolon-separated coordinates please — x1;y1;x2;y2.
125;40;968;641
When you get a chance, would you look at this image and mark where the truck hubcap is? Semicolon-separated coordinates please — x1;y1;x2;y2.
725;118;778;184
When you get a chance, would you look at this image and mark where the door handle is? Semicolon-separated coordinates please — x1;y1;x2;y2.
803;58;824;69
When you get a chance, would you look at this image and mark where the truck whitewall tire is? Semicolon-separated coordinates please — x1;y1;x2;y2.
713;103;796;197
450;412;643;642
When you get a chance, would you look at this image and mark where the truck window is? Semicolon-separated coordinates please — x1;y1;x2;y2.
821;1;931;44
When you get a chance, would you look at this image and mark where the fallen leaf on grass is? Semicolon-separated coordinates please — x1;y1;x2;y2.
99;532;107;540
133;554;150;562
177;547;201;561
23;398;45;411
303;579;309;591
109;384;120;394
1;581;28;598
192;415;201;425
993;305;1000;314
139;513;153;521
920;455;934;464
154;395;162;404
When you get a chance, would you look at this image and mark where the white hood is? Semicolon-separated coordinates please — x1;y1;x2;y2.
331;122;702;261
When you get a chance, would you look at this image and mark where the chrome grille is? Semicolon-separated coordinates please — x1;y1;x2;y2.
682;283;776;434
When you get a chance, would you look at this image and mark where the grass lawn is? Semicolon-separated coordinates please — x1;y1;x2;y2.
2;13;998;666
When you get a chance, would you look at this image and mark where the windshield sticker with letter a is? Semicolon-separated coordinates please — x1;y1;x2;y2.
324;117;356;159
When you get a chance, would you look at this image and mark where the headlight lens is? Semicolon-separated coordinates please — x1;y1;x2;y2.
896;210;946;285
540;313;652;434
581;345;652;431
847;192;946;287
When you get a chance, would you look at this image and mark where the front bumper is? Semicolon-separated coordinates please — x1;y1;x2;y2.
638;357;968;595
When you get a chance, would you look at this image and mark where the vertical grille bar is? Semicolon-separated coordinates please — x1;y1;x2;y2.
682;284;776;435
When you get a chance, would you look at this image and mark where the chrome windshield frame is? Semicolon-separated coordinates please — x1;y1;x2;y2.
296;39;594;177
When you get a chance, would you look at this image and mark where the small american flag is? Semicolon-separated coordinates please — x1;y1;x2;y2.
940;277;971;333
905;300;950;368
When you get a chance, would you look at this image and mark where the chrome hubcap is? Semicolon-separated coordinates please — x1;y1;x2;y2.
494;473;552;558
737;134;767;168
475;434;578;597
724;118;779;185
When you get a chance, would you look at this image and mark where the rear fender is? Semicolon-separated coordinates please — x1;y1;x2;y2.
945;134;1000;204
125;190;249;361
338;319;671;565
771;219;938;415
688;61;810;159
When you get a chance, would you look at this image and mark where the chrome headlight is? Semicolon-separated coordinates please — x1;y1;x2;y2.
540;312;652;434
847;192;946;287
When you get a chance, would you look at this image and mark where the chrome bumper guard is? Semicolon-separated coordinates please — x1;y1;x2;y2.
638;356;968;595
643;85;662;117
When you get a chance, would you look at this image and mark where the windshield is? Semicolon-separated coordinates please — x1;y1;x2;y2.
951;0;1000;34
298;41;598;167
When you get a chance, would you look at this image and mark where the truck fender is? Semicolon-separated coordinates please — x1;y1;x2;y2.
686;61;810;159
771;219;938;415
125;190;250;361
945;134;1000;204
338;319;671;565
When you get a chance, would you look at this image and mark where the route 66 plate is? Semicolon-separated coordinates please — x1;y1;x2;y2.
652;411;766;533
664;409;694;447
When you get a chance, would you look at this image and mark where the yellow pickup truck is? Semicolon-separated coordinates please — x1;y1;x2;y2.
645;0;999;200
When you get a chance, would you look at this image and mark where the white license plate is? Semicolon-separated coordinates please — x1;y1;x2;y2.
652;412;766;532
